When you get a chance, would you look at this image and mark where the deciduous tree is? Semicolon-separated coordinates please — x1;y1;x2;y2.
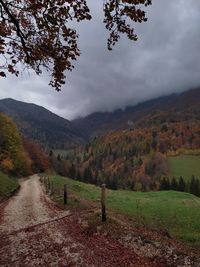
0;113;31;175
0;0;151;90
23;137;49;172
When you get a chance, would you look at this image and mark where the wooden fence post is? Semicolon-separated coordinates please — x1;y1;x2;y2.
45;177;47;190
64;184;67;204
46;177;48;190
101;184;107;222
136;199;140;225
46;177;49;192
48;177;50;191
51;181;54;195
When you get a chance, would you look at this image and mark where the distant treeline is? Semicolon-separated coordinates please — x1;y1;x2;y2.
50;150;200;197
160;176;200;197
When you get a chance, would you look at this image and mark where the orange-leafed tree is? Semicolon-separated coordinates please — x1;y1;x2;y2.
0;113;31;175
0;158;14;173
23;138;49;173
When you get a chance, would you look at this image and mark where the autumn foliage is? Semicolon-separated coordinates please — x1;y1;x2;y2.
0;112;50;176
65;119;200;190
23;138;49;173
0;0;151;90
0;113;31;175
0;158;14;173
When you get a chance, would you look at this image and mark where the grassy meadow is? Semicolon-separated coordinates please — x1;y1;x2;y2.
48;175;200;246
0;172;19;200
168;155;200;180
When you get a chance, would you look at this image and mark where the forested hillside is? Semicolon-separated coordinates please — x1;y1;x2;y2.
1;88;200;150
0;98;86;149
61;121;199;191
73;87;200;138
53;87;200;196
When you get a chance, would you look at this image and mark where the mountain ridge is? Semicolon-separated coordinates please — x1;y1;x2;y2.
0;98;86;149
1;87;200;148
72;87;200;137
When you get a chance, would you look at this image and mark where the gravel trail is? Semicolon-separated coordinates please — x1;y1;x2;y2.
0;175;65;232
0;175;169;267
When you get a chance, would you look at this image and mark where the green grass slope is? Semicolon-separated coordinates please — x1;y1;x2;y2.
49;175;200;246
0;172;19;200
168;155;200;180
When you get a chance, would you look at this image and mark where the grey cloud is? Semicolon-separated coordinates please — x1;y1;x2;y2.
1;0;200;119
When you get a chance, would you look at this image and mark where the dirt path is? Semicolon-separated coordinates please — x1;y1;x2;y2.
0;175;192;266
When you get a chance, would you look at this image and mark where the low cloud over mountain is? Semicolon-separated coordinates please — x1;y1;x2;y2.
1;0;200;119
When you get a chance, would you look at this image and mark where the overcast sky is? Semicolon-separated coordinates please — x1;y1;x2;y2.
1;0;200;120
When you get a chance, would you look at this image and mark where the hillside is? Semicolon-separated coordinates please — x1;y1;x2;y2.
1;175;199;266
58;89;200;195
49;174;200;246
1;88;200;149
64;120;200;190
73;88;200;138
46;87;200;194
0;98;86;149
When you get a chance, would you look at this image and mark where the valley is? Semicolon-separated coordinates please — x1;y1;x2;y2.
1;1;200;265
0;87;200;265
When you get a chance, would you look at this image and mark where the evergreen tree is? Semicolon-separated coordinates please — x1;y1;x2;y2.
145;142;151;154
170;177;178;191
76;170;81;181
151;130;157;150
178;176;185;192
160;177;166;190
138;158;143;166
83;167;93;183
68;163;76;179
111;179;118;190
185;181;190;193
57;154;61;161
165;177;170;190
189;175;196;195
161;124;168;132
160;177;170;190
194;178;200;197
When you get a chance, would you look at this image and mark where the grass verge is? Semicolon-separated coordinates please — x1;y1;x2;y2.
0;172;19;201
46;174;200;247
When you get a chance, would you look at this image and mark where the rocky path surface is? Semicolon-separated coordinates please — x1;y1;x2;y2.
0;175;198;266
